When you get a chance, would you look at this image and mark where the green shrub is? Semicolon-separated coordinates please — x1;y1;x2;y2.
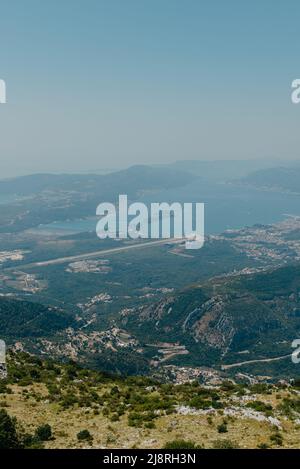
270;432;283;446
0;382;11;394
22;433;44;449
217;422;228;433
212;439;239;449
110;413;120;422
278;397;300;417
77;429;93;441
35;423;52;441
257;442;270;449
163;439;199;449
0;409;22;449
128;412;143;427
293;378;300;389
144;421;156;429
246;400;273;414
221;381;236;392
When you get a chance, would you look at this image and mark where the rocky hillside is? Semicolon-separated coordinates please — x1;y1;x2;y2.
1;264;300;379
1;352;300;449
0;297;75;339
123;263;300;375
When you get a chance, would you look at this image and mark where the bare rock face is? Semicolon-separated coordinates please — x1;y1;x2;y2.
124;263;300;370
191;296;235;353
138;297;175;322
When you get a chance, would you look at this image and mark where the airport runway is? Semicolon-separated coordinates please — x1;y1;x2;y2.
4;238;185;270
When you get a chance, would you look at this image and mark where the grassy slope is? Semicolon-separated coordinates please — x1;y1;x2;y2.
1;353;300;449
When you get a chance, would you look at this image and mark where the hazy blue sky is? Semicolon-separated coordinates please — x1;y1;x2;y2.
0;0;300;176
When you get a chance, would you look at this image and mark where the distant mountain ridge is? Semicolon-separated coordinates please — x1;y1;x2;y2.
168;159;281;181
0;165;196;196
0;165;197;232
239;167;300;194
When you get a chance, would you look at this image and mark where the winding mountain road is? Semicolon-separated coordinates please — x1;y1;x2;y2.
221;353;292;370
